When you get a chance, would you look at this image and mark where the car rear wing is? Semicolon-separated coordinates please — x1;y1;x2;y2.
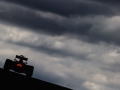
15;55;28;61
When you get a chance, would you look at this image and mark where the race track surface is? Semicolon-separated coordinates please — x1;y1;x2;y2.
0;68;72;90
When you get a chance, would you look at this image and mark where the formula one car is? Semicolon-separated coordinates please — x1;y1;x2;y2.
3;55;34;77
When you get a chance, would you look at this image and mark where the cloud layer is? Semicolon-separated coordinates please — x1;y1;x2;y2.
0;1;120;90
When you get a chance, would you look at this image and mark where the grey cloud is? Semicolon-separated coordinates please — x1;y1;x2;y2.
102;63;120;73
106;84;120;90
6;40;90;61
1;28;120;90
33;65;87;90
0;62;3;68
2;27;120;90
33;67;65;86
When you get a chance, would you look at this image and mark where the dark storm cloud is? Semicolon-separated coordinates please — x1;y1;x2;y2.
1;0;120;46
92;0;120;5
0;6;62;35
0;1;94;42
0;1;91;35
92;0;120;12
5;0;115;17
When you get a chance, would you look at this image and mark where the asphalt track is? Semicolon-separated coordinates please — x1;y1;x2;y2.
0;68;72;90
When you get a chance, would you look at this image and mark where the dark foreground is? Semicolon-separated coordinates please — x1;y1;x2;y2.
0;68;72;90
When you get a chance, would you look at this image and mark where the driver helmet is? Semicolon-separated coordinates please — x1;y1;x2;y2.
19;55;24;60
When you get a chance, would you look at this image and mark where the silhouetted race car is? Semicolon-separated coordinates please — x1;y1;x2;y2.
3;55;34;77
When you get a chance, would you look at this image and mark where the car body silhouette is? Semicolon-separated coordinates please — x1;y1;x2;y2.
3;55;34;77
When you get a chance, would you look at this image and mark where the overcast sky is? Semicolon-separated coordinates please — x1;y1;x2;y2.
1;0;120;90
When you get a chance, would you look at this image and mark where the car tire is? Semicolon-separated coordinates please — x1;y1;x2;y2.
3;59;13;71
26;65;34;77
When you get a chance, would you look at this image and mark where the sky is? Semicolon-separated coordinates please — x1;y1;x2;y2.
1;0;120;90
